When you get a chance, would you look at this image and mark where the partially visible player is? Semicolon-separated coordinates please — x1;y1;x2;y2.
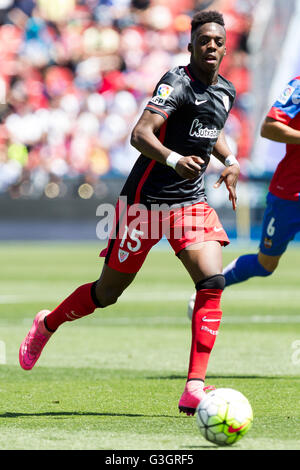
187;77;300;316
19;11;240;416
223;76;300;286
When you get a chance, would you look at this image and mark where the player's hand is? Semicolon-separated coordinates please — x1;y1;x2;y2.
213;164;240;211
175;156;204;180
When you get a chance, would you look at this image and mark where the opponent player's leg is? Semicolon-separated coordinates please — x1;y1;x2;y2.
223;193;291;287
187;228;282;319
178;240;225;415
223;251;280;287
19;264;136;370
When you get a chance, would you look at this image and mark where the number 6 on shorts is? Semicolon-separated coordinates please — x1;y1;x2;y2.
266;217;276;237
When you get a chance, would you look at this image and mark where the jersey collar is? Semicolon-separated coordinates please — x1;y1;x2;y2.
185;64;219;87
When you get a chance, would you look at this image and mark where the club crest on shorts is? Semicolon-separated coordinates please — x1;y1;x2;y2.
264;237;272;249
118;249;129;263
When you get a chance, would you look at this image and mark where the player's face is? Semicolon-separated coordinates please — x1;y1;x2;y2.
189;23;226;74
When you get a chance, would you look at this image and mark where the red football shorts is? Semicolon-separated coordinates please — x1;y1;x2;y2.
100;198;229;273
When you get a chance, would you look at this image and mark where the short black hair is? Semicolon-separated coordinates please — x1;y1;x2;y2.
191;10;225;36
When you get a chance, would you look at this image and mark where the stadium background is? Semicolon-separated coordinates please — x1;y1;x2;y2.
0;0;299;242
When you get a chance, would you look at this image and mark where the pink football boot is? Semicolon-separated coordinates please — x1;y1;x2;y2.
19;310;53;370
178;382;216;415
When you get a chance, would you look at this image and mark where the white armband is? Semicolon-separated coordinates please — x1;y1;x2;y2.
166;151;183;170
225;154;240;168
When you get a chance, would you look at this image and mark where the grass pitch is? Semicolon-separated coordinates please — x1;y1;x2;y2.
0;241;300;450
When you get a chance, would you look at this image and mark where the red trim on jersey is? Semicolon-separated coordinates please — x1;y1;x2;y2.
267;107;292;124
134;159;156;204
184;65;195;82
133;121;168;204
158;119;167;143
146;104;169;120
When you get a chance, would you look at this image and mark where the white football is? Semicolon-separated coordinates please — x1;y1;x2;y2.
196;387;253;446
187;292;196;320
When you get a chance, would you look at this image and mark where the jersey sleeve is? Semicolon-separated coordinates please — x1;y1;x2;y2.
145;70;184;120
229;86;236;112
267;77;300;124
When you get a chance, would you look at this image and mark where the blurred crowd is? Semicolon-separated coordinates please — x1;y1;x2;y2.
0;0;257;199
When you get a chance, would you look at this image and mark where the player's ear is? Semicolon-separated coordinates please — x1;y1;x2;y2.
224;47;227;55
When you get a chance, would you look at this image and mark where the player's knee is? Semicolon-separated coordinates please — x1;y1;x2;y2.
94;282;123;307
101;293;119;307
195;274;225;291
259;262;277;275
258;253;280;274
97;289;120;307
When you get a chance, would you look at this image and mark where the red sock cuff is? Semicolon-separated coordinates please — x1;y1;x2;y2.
193;288;222;312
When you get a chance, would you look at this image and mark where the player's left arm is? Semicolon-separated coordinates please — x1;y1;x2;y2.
212;129;240;211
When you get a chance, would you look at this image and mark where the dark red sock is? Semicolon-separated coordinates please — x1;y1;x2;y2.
187;289;223;381
45;282;99;331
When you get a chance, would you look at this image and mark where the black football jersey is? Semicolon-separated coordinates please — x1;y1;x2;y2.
120;64;236;208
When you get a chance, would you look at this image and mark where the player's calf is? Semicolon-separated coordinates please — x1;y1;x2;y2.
93;281;125;308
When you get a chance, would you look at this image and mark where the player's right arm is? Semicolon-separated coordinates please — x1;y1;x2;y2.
261;117;300;144
261;77;300;144
131;69;204;180
131;109;204;180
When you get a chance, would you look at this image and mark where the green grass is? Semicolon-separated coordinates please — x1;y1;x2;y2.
0;241;300;450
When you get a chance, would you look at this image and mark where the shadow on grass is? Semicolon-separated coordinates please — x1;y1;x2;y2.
0;411;181;419
146;374;300;380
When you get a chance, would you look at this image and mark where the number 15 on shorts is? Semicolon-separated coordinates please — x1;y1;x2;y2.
118;225;144;263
